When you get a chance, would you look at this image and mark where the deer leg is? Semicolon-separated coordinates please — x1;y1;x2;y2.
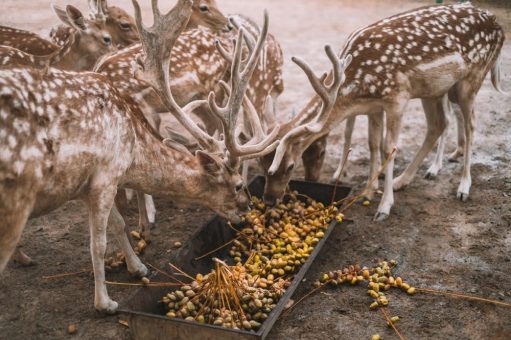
108;206;148;277
394;96;448;191
135;191;154;241
12;248;35;266
456;90;476;202
242;160;250;183
374;105;405;221
0;205;32;273
448;103;466;162
425;119;448;179
86;185;118;314
365;111;384;200
332;116;356;182
303;135;327;182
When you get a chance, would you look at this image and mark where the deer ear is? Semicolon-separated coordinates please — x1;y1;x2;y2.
196;150;222;175
54;5;87;31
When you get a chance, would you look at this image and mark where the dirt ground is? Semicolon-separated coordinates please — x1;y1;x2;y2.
1;0;510;339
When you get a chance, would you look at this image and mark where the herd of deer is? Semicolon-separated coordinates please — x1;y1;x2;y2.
0;0;505;313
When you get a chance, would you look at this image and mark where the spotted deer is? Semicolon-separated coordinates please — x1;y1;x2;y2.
264;3;505;221
95;10;284;239
0;5;115;71
0;0;278;313
92;0;231;239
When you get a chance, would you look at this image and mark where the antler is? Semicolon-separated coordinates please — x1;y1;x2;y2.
132;0;222;153
88;0;108;20
268;46;352;174
208;10;280;162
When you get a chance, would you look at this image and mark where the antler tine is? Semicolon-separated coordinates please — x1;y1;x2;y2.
99;0;109;15
291;56;330;105
228;16;257;50
215;40;232;63
268;47;352;175
132;0;222;152
207;10;280;160
242;94;265;141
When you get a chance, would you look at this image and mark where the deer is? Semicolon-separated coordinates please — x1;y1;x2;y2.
0;0;279;313
0;4;115;71
263;3;505;221
94;8;284;240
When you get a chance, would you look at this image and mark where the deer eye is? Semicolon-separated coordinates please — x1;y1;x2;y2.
119;22;131;31
199;5;209;12
235;183;243;193
103;35;112;45
286;163;295;173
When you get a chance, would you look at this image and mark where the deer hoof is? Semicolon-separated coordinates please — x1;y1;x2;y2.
373;212;389;222
150;223;161;236
456;191;469;202
448;150;463;162
13;250;36;267
96;299;118;315
129;263;149;278
424;171;437;180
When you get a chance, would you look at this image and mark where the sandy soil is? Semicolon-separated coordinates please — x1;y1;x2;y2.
0;0;510;339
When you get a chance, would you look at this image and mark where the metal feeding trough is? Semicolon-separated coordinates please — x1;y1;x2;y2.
119;176;351;340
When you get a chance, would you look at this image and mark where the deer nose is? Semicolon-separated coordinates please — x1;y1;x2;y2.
263;194;277;207
226;22;234;31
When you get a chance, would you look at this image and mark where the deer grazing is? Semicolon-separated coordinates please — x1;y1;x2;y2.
95;7;284;239
264;3;505;221
0;0;278;313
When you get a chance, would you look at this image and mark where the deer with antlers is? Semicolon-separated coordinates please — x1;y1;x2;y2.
95;6;284;239
0;0;278;312
263;3;505;221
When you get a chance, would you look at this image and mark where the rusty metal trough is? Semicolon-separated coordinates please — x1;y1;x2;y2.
119;176;351;340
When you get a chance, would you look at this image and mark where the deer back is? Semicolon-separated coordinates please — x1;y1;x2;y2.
95;27;229;111
0;25;58;56
0;68;140;214
335;3;505;109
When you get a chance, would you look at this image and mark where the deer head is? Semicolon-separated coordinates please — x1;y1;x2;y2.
131;0;279;218
88;0;139;47
52;4;116;70
189;0;232;32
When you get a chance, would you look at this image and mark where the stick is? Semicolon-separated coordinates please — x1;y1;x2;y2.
105;281;181;287
42;269;92;280
194;236;242;261
147;263;187;285
331;148;352;204
340;146;397;213
168;262;195;281
380;307;405;340
416;288;511;308
281;282;327;317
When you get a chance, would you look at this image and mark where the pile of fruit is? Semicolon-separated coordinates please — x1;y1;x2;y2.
163;259;287;330
161;192;344;331
314;260;416;327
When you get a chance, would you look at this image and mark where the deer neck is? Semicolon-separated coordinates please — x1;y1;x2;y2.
52;31;94;71
121;106;205;201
